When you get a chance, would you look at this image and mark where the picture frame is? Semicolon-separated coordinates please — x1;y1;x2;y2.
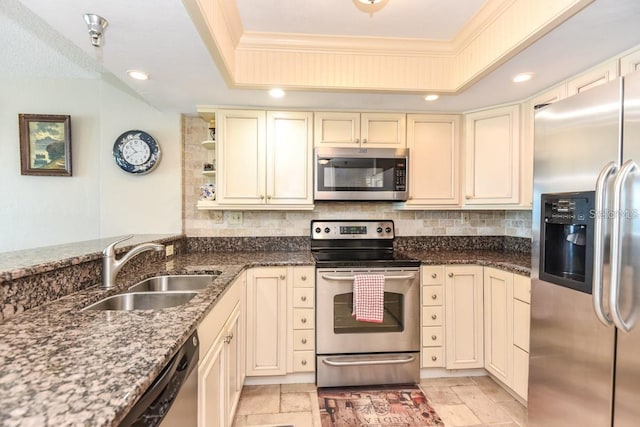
19;114;72;176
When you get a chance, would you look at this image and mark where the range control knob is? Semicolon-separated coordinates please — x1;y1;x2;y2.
324;227;331;233
315;227;321;234
385;227;392;233
376;227;383;233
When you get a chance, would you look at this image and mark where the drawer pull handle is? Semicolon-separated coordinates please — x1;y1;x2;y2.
301;275;307;281
302;338;307;344
301;296;307;302
431;314;437;320
432;356;437;361
448;272;454;278
431;335;437;341
431;294;437;300
431;273;437;279
301;360;307;366
301;318;307;324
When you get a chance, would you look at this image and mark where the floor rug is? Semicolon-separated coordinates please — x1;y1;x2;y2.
317;385;444;427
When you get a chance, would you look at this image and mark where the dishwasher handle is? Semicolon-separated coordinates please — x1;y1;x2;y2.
119;330;199;427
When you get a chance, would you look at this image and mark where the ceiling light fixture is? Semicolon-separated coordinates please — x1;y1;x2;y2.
127;70;150;81
83;14;108;47
424;94;440;102
353;0;388;15
358;0;383;4
269;88;285;98
513;72;534;83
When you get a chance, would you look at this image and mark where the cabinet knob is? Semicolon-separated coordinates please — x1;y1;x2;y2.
431;273;437;279
301;295;307;302
465;195;471;200
302;338;307;344
354;138;360;144
362;138;367;144
448;272;454;278
301;317;307;324
431;294;437;300
301;360;307;366
301;275;307;281
267;195;272;200
280;275;286;280
431;314;437;320
431;335;437;341
432;356;438;361
260;195;265;200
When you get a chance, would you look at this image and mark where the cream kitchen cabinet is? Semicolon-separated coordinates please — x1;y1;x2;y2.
444;265;484;369
314;112;406;148
405;114;461;207
484;267;514;386
245;267;288;376
464;105;520;206
512;274;531;401
567;60;618;96
287;266;316;373
620;48;640;76
421;265;446;367
198;273;245;427
206;109;313;209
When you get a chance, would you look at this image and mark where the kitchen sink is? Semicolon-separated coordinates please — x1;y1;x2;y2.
128;274;218;293
83;292;198;311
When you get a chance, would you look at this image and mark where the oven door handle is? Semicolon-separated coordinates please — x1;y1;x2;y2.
322;355;416;367
321;274;416;281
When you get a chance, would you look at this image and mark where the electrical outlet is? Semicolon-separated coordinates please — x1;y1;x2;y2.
461;212;470;223
229;212;243;225
165;244;174;257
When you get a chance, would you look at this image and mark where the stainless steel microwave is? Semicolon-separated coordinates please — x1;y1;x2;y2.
314;147;409;201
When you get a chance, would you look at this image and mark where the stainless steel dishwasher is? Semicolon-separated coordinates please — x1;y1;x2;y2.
120;329;199;426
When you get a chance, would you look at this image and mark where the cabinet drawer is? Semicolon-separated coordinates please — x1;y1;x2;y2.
422;266;444;285
422;306;443;326
422;326;444;347
514;299;531;352
513;345;529;400
292;308;315;329
514;274;531;303
292;330;314;351
422;286;444;306
422;347;445;367
292;351;315;372
293;267;315;287
293;288;314;308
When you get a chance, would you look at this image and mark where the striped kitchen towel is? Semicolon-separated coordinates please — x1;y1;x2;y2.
352;274;385;323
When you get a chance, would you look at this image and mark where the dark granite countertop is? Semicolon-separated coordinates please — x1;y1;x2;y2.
0;248;528;426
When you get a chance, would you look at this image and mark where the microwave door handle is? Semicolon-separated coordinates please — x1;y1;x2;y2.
321;274;416;281
609;160;637;332
593;161;617;326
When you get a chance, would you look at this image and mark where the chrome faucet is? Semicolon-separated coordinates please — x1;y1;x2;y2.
102;235;165;290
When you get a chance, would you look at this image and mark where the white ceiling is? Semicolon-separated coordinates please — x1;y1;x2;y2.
3;0;640;114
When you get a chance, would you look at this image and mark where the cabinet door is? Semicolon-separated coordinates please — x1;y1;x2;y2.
199;331;226;427
464;105;520;205
225;304;243;425
620;48;640;76
484;268;514;386
266;111;313;205
217;110;266;204
361;113;406;147
567;61;618;95
445;265;484;369
246;267;287;376
513;346;529;401
406;114;460;205
314;112;361;146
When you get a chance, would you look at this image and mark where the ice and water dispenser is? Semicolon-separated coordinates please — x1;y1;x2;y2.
540;191;595;293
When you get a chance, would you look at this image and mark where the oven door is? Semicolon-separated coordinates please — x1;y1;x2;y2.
316;268;420;354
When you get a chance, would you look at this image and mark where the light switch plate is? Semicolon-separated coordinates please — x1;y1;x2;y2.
165;244;174;257
229;212;243;225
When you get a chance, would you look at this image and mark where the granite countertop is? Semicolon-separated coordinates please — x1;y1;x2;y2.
0;249;529;426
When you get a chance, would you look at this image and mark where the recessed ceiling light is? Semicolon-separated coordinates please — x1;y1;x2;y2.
127;70;150;81
513;72;533;83
269;88;285;98
424;94;439;101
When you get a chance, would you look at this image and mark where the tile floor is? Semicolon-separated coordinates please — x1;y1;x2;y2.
232;376;527;427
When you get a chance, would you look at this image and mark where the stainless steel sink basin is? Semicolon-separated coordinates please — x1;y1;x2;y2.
128;274;218;293
83;292;198;311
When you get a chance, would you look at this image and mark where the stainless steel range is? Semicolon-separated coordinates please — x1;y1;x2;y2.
311;219;421;387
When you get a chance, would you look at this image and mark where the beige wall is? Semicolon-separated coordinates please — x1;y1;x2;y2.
183;116;532;239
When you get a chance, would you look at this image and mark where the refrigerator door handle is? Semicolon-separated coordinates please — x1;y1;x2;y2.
593;161;617;326
609;159;637;332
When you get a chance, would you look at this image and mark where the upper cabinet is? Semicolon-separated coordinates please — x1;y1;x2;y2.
201;109;314;210
620;48;640;76
405;114;461;207
314;112;406;148
566;61;618;96
464;105;520;205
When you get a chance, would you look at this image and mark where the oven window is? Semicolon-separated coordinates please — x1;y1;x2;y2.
333;291;404;333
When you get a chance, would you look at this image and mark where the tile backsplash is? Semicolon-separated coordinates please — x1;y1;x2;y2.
182;116;532;240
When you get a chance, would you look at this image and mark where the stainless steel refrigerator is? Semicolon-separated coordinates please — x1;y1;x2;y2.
530;70;640;427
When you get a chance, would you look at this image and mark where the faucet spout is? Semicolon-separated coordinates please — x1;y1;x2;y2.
102;235;165;290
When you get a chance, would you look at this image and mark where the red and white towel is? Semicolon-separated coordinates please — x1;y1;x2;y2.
352;274;385;323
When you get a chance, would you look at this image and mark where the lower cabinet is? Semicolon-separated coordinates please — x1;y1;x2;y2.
421;266;446;367
445;265;484;369
287;266;316;373
198;273;246;427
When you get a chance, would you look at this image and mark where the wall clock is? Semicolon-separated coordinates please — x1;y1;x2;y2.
113;130;161;174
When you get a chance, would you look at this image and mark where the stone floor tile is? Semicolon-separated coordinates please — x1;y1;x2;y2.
245;411;315;426
431;402;482;426
472;376;516;403
280;392;312;413
452;385;513;424
235;384;281;415
420;376;478;387
420;385;464;405
309;391;322;427
498;400;528;426
281;383;317;393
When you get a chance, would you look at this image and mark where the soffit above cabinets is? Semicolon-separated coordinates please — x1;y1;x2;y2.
182;0;593;94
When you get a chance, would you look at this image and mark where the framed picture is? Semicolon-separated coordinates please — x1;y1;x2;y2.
19;114;72;176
